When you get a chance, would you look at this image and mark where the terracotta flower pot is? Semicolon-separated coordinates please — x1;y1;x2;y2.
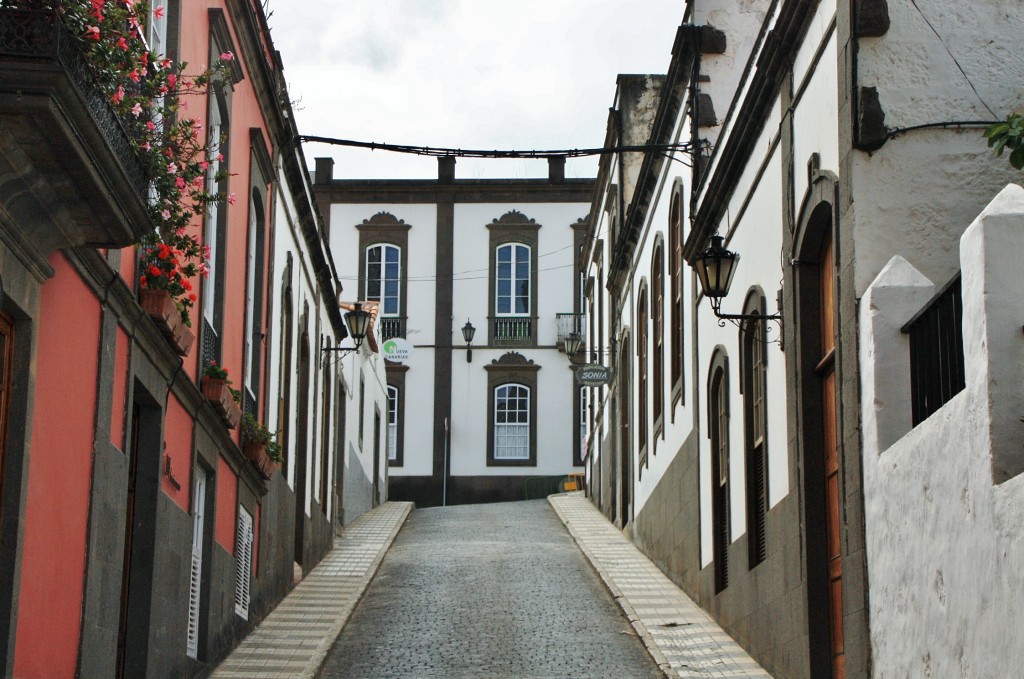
201;377;241;429
140;288;193;356
243;442;275;480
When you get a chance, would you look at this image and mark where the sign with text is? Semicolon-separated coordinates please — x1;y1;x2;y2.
382;337;413;362
575;364;610;386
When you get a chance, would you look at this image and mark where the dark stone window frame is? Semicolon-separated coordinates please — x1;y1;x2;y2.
739;288;769;570
484;353;541;467
357;213;410;327
636;280;649;476
668;177;685;414
651;235;665;444
385;365;408;467
241;130;272;417
707;346;730;593
487;211;541;347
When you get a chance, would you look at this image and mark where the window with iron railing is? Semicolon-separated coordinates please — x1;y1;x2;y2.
377;316;405;342
902;273;965;427
491;316;535;346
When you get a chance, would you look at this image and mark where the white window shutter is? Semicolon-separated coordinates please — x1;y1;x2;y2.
186;469;207;658
234;506;253;619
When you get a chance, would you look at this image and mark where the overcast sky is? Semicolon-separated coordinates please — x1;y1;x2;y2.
265;1;685;180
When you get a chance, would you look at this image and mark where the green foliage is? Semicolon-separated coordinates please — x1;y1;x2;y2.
984;113;1024;170
240;413;282;463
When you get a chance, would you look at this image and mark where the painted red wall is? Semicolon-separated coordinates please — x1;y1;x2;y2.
110;325;129;451
215;455;238;553
162;396;193;511
14;255;100;678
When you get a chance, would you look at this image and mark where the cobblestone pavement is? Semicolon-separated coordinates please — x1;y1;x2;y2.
549;494;772;678
317;499;663;679
211;501;413;679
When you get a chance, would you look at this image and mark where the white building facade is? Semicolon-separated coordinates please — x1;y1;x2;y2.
581;1;1024;678
315;157;593;506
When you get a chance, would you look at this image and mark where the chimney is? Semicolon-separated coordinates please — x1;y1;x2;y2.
438;156;456;183
314;157;334;185
548;157;566;183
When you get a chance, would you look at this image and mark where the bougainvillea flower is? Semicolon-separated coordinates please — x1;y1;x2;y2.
85;25;100;40
220;51;234;61
154;6;165;18
111;85;124;104
131;102;143;117
228;192;236;205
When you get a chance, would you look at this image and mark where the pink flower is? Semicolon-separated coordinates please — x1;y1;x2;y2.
115;36;128;51
220;51;234;61
167;73;177;88
146;120;156;131
111;85;124;104
200;160;209;171
154;5;165;18
200;262;210;278
139;142;151;151
128;68;141;83
216;153;224;162
227;192;236;205
167;162;178;174
175;177;186;189
131;102;143;117
161;209;171;220
85;25;100;40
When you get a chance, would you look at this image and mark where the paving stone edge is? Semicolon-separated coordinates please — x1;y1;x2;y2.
548;494;677;679
303;501;414;679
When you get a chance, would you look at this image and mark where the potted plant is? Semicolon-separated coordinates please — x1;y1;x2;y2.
201;360;241;429
240;413;281;480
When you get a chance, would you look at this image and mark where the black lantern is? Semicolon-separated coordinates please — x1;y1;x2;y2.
691;235;782;330
344;302;372;350
462;319;476;362
563;332;583;358
694;235;739;310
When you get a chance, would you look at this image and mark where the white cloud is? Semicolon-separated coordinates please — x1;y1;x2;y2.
267;0;684;179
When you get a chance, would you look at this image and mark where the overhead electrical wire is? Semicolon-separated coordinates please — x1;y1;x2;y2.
297;135;701;159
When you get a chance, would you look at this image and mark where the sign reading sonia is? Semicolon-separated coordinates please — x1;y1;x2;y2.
382;337;413;362
575;364;610;386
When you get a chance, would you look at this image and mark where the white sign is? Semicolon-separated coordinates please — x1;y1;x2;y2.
382;337;413;362
576;364;611;386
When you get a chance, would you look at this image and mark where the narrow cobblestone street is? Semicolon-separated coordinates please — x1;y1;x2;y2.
317;500;662;679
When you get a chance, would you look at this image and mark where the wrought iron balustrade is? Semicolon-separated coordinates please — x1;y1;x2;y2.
492;316;534;346
376;316;405;342
0;8;149;201
901;273;965;426
556;312;586;344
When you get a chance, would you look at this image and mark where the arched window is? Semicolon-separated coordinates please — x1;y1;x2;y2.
652;241;665;433
637;285;649;473
741;290;768;569
365;243;401;317
496;243;531;316
669;180;685;403
708;349;730;593
493;384;531;461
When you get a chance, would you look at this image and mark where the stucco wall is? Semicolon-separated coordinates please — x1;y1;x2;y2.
861;185;1024;678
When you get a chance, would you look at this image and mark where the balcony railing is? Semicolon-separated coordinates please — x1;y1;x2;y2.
901;273;965;426
0;8;148;199
376;316;405;342
556;313;585;344
492;316;534;346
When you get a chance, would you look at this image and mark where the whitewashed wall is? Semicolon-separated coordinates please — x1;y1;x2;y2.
852;0;1024;294
860;185;1024;678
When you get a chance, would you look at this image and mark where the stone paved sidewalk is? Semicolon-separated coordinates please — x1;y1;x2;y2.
210;501;413;679
548;493;774;678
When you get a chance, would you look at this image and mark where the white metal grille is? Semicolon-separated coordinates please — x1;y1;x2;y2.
494;385;530;460
234;506;253;619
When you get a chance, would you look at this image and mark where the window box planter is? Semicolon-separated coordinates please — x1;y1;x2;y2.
242;442;276;480
200;377;241;429
139;289;194;356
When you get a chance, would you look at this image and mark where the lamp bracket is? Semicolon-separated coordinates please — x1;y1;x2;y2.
709;298;784;346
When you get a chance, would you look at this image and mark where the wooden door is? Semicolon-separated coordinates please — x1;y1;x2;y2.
817;235;844;678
